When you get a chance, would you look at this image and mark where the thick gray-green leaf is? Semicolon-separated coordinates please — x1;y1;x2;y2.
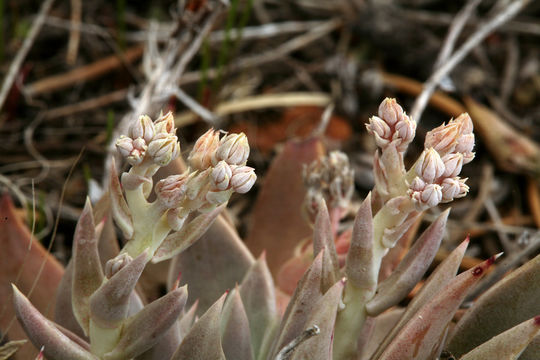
171;293;226;360
167;215;254;315
447;253;540;358
290;279;345;360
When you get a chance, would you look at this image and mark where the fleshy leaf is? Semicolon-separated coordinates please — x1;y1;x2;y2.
359;309;404;360
55;261;86;338
239;254;278;359
290;278;345;360
12;285;96;360
379;255;498;360
178;300;198;343
313;200;339;293
345;193;376;292
171;293;227;360
104;286;188;360
366;209;449;316
89;251;149;328
245;137;325;275
153;204;226;262
370;238;469;360
447;252;540;357
221;288;254;360
167;215;254;315
109;158;134;239
72;198;104;335
271;252;324;357
459;316;540;360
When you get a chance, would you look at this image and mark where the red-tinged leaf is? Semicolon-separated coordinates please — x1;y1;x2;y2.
290;278;345;360
240;254;278;359
171;293;227;360
12;285;96;360
276;243;313;295
313;201;339;293
72;198;104;335
520;333;540;360
89;251;149;328
109;158;133;239
345;193;376;292
459;316;540;360
366;210;449;316
153;204;226;262
359;309;404;360
104;286;188;360
178;300;198;343
371;238;469;360
221;288;254;360
0;194;64;359
134;321;181;360
270;252;324;358
167;215;254;315
447;252;540;358
54;262;86;339
245;137;325;275
379;255;498;360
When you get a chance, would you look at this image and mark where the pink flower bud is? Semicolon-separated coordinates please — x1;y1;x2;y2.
415;148;445;183
420;183;443;208
155;173;189;208
409;176;426;192
441;153;463;178
211;161;232;190
454;113;473;134
129;115;155;143
366;116;392;148
441;177;461;202
105;253;133;278
455;133;475;155
147;133;181;166
188;129;220;170
154;111;176;135
230;166;256;193
213;133;250;166
394;115;416;151
425;121;461;155
116;136;134;157
378;98;404;126
456;177;470;198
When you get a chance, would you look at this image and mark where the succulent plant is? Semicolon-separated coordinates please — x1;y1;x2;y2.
9;99;540;360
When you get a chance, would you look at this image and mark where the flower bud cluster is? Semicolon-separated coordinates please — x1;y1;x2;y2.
187;130;250;171
366;98;417;152
303;151;354;219
408;113;474;210
115;112;180;167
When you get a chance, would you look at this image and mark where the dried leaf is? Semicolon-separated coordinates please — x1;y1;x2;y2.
239;254;278;359
72;198;104;335
221;288;254;360
109;158;134;239
246;137;325;275
171;293;227;360
366;210;449;316
12;285;96;360
0;340;27;360
290;278;345;360
104;286;188;360
153;204;226;262
459;316;540;360
447;253;540;358
168;215;254;315
271;252;324;358
380;255;497;360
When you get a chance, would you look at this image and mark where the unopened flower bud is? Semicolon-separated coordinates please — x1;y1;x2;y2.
415;148;445;183
154;111;176;135
420;183;443;208
129;115;155;143
211;161;232;190
188;129;220;170
454;113;473;135
456;177;470;198
116;136;134;158
213;133;250;166
155;173;189;208
105;253;133;278
441;177;461;202
441;153;464;178
394;115;416;151
378;98;404;126
425;121;460;155
455;133;475;157
409;176;426;192
230;166;256;193
366;116;392;148
147;133;181;166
